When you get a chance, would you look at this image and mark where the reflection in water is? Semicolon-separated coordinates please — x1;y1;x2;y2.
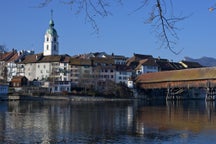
0;100;216;143
0;101;135;143
135;100;216;143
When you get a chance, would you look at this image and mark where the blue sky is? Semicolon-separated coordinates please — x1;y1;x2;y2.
1;0;216;61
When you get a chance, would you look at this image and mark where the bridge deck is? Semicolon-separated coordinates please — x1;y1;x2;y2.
136;67;216;89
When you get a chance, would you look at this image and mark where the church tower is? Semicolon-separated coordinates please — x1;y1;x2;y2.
43;10;59;56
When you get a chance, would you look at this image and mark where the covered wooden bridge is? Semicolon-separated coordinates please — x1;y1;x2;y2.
135;67;216;100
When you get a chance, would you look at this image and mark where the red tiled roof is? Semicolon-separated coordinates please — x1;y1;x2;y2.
39;55;62;62
0;51;14;61
20;53;43;63
6;53;19;62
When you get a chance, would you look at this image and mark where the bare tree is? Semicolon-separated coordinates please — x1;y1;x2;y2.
37;0;115;34
37;0;186;54
209;4;216;12
135;0;187;54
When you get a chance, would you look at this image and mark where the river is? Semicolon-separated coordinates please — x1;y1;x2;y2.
0;100;216;143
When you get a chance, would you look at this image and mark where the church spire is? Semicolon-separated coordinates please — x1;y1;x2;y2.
49;9;54;27
43;10;59;56
51;9;53;19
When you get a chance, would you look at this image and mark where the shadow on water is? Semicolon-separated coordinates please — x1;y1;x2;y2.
0;100;216;143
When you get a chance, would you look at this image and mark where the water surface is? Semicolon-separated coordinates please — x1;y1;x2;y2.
0;100;216;143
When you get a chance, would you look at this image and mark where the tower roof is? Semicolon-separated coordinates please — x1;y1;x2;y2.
46;19;58;36
46;10;58;37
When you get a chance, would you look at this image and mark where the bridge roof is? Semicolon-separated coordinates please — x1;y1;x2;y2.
136;67;216;83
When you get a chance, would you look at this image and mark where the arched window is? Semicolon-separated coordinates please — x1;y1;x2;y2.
47;37;49;42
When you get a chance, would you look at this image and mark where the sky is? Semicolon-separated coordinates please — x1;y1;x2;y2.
1;0;216;62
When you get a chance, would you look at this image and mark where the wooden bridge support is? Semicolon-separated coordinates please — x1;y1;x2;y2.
166;87;186;100
206;87;216;101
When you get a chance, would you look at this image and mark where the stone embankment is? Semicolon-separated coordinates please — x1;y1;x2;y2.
8;94;133;101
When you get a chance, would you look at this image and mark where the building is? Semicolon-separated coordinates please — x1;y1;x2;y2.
115;65;132;85
7;50;34;81
11;76;28;87
135;58;159;75
155;58;185;71
91;57;116;83
43;15;59;56
18;54;70;81
69;58;92;86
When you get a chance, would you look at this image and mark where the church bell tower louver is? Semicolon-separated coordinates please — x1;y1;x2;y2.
43;10;59;56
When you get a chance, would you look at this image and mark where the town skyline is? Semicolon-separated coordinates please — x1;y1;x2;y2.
1;1;216;62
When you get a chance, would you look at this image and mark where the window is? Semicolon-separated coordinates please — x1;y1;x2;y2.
47;37;49;42
47;45;49;50
55;87;58;91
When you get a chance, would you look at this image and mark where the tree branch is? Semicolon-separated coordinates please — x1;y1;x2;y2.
144;0;186;55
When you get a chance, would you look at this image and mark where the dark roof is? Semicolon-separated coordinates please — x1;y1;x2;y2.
155;59;176;71
169;62;185;70
126;54;153;67
39;55;62;62
20;54;70;64
133;54;153;60
70;58;91;66
180;61;203;68
116;65;132;72
135;58;158;70
20;53;43;63
111;55;128;60
91;57;115;65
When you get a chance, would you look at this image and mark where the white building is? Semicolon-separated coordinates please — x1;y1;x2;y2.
115;65;132;85
19;54;70;81
43;17;59;56
7;50;34;81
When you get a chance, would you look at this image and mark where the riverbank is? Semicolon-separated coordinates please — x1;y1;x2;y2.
7;94;134;102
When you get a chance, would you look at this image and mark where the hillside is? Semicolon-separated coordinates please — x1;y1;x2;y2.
184;56;216;67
